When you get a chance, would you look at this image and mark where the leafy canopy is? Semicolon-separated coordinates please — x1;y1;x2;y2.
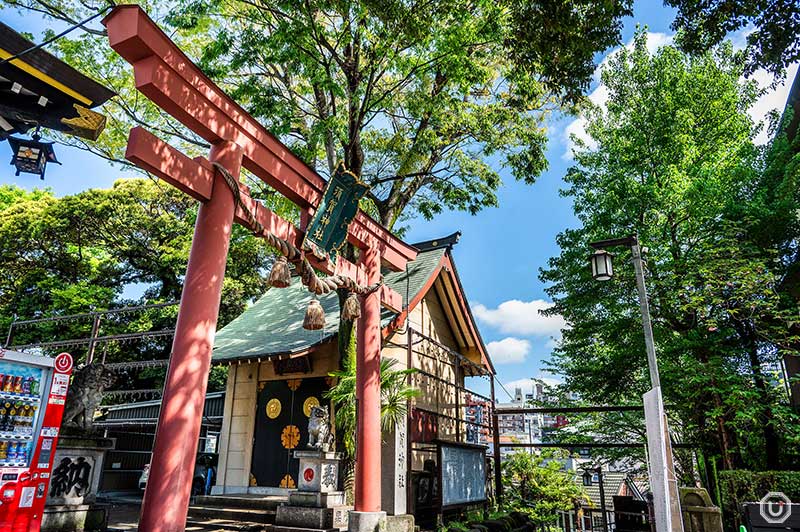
541;31;800;471
0;179;283;392
3;0;642;230
667;0;800;77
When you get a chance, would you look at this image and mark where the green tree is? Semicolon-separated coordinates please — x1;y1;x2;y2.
0;179;286;392
3;0;643;230
540;32;800;471
666;0;800;77
501;450;585;526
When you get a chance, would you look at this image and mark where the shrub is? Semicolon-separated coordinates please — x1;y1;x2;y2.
500;450;586;525
718;470;800;531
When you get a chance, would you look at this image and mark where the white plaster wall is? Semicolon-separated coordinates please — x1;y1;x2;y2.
213;363;257;493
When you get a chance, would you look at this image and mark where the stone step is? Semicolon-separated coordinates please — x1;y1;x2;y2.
195;495;286;511
185;517;272;531
273;526;338;532
189;505;277;524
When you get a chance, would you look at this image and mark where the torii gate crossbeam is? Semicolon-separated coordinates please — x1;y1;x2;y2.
102;6;417;532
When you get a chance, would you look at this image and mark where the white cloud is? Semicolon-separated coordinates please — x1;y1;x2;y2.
729;26;756;53
473;299;566;338
486;337;531;364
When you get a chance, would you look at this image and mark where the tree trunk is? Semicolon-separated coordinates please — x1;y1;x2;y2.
337;287;355;366
713;403;734;470
697;348;736;469
747;344;781;468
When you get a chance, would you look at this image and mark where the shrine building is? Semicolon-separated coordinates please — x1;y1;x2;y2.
210;232;496;517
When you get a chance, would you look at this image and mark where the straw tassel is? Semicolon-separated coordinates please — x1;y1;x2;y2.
341;291;361;321
268;256;292;288
303;298;325;330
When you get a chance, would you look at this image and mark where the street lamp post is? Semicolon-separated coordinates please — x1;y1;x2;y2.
589;235;683;532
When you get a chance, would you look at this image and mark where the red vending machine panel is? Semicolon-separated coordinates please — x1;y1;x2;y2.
0;349;73;532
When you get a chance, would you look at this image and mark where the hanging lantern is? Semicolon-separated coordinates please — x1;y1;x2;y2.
589;249;614;281
341;291;361;321
7;133;61;180
268;255;292;288
303;298;325;330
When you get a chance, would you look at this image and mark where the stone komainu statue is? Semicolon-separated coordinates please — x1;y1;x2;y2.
62;363;116;430
307;405;333;451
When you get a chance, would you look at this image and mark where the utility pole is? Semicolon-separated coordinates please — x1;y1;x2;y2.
631;241;660;388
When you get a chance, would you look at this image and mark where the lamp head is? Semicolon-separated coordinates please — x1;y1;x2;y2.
590;249;614;281
7;133;60;180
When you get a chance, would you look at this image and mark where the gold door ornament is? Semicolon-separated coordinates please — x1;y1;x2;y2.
280;474;296;489
281;425;300;449
287;379;302;391
303;396;320;417
266;398;281;419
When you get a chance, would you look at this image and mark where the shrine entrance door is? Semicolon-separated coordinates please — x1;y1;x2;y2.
251;377;329;489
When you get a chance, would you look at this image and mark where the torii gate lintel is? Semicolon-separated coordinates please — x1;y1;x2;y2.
104;5;416;271
126;126;403;311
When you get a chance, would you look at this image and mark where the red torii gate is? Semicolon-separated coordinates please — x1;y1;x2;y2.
102;6;418;532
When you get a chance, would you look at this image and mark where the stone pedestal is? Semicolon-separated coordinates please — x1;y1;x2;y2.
296;450;341;493
41;435;114;532
273;450;353;532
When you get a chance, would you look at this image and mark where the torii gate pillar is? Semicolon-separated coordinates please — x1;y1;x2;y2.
139;141;242;532
351;244;385;531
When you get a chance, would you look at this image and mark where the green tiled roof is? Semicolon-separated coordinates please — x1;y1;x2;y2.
211;247;445;363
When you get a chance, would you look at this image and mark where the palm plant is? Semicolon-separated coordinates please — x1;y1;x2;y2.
324;343;419;457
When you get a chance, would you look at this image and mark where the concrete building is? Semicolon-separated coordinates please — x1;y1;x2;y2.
463;393;492;446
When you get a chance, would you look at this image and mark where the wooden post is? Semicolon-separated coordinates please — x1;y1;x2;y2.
490;377;502;501
139;140;242;532
454;362;461;442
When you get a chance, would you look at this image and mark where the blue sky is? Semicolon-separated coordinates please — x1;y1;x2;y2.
1;1;796;400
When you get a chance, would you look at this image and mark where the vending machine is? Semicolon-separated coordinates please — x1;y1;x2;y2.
0;349;73;532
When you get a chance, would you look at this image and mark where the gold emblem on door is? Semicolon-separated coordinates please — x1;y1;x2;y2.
266;398;281;419
303;396;320;417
